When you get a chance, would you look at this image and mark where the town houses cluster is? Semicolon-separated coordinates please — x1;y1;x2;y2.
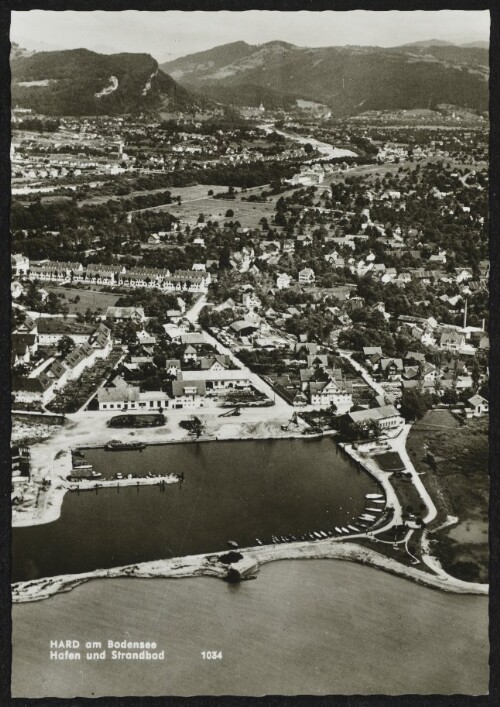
13;256;211;293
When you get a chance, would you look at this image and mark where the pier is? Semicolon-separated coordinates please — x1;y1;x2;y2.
68;474;180;491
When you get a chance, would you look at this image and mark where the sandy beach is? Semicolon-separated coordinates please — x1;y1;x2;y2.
11;559;489;697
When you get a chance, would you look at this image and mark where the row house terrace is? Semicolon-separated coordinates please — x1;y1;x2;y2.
29;261;83;282
24;258;211;294
74;264;126;286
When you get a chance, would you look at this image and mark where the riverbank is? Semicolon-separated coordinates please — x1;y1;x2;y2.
12;535;488;604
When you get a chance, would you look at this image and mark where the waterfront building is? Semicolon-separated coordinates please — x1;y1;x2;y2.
347;404;404;431
97;376;170;411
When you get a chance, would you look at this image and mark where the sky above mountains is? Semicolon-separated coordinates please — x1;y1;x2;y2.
11;10;489;63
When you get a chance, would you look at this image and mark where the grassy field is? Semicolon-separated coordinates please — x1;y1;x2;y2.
165;194;277;229
46;286;120;315
407;409;489;583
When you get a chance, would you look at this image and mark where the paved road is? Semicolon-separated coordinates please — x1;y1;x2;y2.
181;293;291;411
393;425;438;525
184;293;207;324
337;350;387;398
202;329;292;412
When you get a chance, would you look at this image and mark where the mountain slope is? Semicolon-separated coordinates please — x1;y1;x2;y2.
162;41;489;114
11;49;202;115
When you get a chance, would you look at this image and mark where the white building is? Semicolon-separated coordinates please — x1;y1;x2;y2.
276;273;291;290
97;376;170;411
298;268;315;285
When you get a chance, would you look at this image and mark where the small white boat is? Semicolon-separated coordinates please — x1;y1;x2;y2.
366;493;383;499
372;499;385;504
341;527;350;534
366;507;382;513
319;531;328;538
116;473;123;479
256;538;263;545
348;525;360;532
313;532;322;539
227;540;239;548
335;527;342;533
362;514;376;521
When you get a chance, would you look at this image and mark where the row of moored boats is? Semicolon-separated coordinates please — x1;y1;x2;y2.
254;493;386;546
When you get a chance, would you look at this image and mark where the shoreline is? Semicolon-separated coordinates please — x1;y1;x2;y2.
12;410;315;528
12;538;488;605
12;415;488;598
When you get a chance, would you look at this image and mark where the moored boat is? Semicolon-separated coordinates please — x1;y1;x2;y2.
105;440;147;451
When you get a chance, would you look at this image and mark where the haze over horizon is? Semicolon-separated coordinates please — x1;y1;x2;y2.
11;10;489;63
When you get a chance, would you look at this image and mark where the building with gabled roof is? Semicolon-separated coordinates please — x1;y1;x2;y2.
466;394;489;418
97;376;170;412
298;268;315;284
347;404;404;431
171;379;207;408
106;306;145;323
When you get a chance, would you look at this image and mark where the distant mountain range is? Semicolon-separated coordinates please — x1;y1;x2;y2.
162;40;489;114
10;40;489;117
10;48;203;115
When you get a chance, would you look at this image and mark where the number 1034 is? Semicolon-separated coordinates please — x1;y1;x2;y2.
201;651;223;660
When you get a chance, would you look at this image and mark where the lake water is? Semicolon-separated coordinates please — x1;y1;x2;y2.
11;560;489;696
13;438;380;582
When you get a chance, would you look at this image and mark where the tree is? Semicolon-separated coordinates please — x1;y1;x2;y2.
471;358;481;391
225;567;242;584
400;388;431;422
120;321;139;346
56;335;74;358
219;243;231;270
225;209;234;218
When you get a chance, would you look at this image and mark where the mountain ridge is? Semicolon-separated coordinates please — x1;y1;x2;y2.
162;40;489;115
11;48;204;115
